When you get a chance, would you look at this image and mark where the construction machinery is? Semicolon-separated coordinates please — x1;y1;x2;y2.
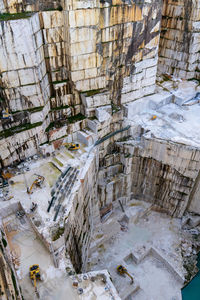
2;108;12;119
27;175;44;194
117;265;134;284
0;176;8;188
1;171;13;179
30;202;38;212
64;143;80;150
0;171;13;188
29;264;40;298
151;115;157;121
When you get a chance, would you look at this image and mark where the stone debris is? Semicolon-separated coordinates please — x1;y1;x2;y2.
188;216;200;228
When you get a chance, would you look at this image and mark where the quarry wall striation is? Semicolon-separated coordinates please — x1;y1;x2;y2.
158;0;200;79
98;134;200;218
0;0;163;165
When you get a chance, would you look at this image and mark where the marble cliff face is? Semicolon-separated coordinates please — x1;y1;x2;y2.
0;0;162;165
0;0;199;167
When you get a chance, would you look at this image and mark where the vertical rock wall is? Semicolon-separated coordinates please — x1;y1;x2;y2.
0;14;49;112
0;0;62;13
0;0;163;165
158;0;200;79
98;136;200;218
0;230;22;299
41;11;66;83
64;153;100;273
187;170;200;214
65;0;162;116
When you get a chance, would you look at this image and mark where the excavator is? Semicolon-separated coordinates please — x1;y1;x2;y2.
0;176;8;188
29;264;40;298
1;171;13;179
27;175;44;194
2;108;12;119
0;171;13;188
117;265;134;284
64;143;80;150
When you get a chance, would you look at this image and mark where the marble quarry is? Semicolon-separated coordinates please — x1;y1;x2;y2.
0;0;200;299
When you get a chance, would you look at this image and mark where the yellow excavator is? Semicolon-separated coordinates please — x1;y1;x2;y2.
27;175;44;194
64;143;80;150
117;265;134;284
29;264;40;298
0;171;13;188
1;171;13;179
2;108;12;119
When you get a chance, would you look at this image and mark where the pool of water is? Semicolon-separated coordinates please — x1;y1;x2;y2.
182;253;200;300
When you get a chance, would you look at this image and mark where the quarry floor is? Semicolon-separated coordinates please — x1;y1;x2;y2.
88;200;186;300
3;214;78;300
0;143;88;238
3;212;119;300
126;79;200;148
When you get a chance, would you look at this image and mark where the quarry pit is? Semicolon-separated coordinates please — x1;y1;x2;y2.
1;0;200;299
1;79;200;300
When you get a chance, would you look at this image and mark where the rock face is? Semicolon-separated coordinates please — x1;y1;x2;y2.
0;0;62;13
0;0;163;166
64;153;100;273
66;0;161;106
158;0;200;79
0;230;22;299
98;136;200;218
2;0;200;165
